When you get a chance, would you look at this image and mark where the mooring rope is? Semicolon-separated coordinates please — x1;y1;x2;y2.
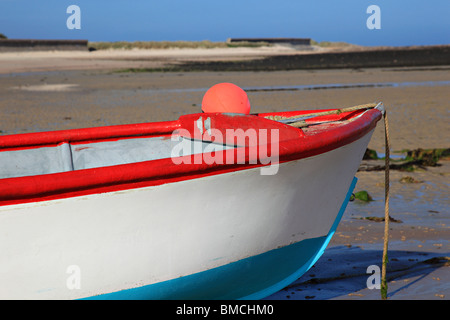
381;109;391;300
264;103;378;128
268;102;391;299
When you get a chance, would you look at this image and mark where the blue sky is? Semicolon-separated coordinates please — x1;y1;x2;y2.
0;0;449;46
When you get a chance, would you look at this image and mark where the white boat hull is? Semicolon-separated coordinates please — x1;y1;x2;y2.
0;130;373;299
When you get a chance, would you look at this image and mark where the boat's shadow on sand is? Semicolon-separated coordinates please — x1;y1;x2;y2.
265;245;449;300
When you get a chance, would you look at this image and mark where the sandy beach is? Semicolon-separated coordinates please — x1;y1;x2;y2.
0;47;448;300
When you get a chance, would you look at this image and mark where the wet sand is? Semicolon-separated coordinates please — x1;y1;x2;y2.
268;161;450;300
0;48;448;300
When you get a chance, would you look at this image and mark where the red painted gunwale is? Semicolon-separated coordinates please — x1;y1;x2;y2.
0;108;382;206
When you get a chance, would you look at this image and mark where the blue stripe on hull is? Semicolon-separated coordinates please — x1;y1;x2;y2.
85;177;357;300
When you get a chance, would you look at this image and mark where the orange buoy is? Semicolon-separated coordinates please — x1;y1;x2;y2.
201;83;251;114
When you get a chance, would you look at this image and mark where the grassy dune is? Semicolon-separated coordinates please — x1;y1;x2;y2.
88;40;271;50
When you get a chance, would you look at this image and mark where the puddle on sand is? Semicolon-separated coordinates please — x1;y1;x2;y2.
243;80;450;93
136;80;450;94
10;84;80;92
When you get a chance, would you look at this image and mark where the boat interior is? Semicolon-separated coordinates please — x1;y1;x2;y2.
0;135;231;180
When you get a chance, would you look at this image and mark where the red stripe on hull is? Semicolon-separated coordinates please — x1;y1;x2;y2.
0;109;381;206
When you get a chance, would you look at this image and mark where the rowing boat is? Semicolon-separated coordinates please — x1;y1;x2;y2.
0;103;384;299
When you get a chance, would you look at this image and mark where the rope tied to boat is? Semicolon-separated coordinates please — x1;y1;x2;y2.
381;108;390;300
264;103;378;128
